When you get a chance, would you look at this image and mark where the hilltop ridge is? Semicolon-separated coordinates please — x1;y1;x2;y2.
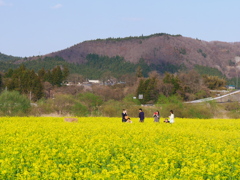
45;33;240;78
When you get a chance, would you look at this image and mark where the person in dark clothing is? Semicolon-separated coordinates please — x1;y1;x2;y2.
139;108;144;122
122;109;127;122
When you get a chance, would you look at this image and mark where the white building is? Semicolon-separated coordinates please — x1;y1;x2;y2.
88;80;101;84
227;85;235;90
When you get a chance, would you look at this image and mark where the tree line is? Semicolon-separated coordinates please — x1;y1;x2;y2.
2;65;69;101
0;55;188;79
0;54;234;85
136;70;227;104
0;65;235;118
0;57;229;104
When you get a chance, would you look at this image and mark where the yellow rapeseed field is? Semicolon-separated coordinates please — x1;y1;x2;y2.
0;117;239;179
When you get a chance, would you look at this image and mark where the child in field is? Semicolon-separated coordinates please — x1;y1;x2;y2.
164;119;170;123
126;117;133;123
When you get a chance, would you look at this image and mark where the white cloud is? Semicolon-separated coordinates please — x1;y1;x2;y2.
52;4;63;9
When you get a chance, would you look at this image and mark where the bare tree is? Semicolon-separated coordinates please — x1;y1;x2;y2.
43;82;53;98
92;85;124;101
178;70;203;94
67;74;85;84
54;86;84;96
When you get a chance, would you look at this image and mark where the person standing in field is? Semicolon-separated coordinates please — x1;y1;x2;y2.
122;109;128;122
153;110;160;122
139;108;145;122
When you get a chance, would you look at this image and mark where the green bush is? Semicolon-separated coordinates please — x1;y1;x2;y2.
157;94;182;105
76;92;103;115
100;100;122;117
123;94;141;105
29;98;54;116
224;102;240;111
50;94;76;115
222;102;240;119
182;104;213;119
195;90;208;99
0;90;31;116
71;103;89;117
156;94;217;119
227;111;240;119
156;102;213;119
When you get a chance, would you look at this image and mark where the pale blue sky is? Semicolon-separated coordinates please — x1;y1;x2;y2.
1;0;240;57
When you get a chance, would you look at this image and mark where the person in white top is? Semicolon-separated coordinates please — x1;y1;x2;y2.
164;110;174;123
169;110;174;123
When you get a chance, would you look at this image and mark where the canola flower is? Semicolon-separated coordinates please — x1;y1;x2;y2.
0;117;240;179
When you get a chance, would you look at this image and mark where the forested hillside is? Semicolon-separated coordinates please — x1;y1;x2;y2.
44;33;240;79
0;54;228;82
0;52;21;62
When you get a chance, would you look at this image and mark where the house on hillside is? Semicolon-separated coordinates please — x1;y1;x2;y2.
65;81;81;86
88;80;101;84
227;85;235;90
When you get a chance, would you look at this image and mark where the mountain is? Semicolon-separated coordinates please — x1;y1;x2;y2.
0;52;21;62
44;33;240;78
